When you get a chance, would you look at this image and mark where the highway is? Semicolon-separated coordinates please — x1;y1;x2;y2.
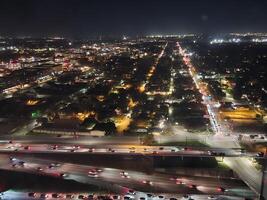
0;141;263;158
0;190;251;200
0;135;141;146
0;154;255;199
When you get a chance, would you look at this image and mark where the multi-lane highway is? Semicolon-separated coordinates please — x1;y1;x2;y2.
0;154;255;199
0;135;141;146
0;140;264;158
0;190;251;200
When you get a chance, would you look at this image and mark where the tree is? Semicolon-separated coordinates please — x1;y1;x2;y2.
80;117;98;130
93;121;116;135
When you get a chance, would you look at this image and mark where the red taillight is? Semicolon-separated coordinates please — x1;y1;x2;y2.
217;187;224;192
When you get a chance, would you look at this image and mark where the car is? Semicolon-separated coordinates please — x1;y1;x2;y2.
209;151;218;156
98;195;111;200
140;197;146;200
171;149;176;152
250;135;255;139
36;167;43;171
158;195;164;199
170;198;177;200
182;195;190;199
124;196;130;200
28;192;36;197
9;157;16;161
176;180;186;185
189;184;197;189
78;194;85;199
112;195;120;199
257;152;264;157
217;187;225;192
183;147;192;151
48;163;61;169
127;190;135;195
18;161;25;166
7;146;14;150
60;173;67;178
88;169;98;175
152;151;158;154
48;165;55;169
107;148;115;152
88;194;94;199
120;171;130;178
120;171;128;175
219;152;225;157
142;180;153;185
121;174;130;178
208;196;216;199
146;194;152;198
88;169;101;178
88;148;95;152
159;147;164;150
52;193;60;198
66;194;75;199
88;173;99;178
40;193;49;198
51;145;58;150
73;145;80;149
24;146;30;150
240;148;245;154
8;140;13;144
91;168;102;172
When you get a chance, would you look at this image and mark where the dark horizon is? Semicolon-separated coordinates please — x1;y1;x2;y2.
0;0;267;38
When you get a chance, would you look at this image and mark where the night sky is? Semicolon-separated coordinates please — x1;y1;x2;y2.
0;0;267;38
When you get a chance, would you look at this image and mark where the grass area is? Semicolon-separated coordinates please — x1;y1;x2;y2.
216;160;231;170
255;162;263;171
27;131;51;136
154;156;218;168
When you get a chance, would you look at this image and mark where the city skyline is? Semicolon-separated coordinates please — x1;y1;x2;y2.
0;0;267;38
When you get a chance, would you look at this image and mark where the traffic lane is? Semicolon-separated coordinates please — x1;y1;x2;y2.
224;157;262;193
207;135;262;194
0;136;141;146
0;143;263;158
0;155;252;196
0;156;126;195
0;136;261;155
1;190;249;200
0;149;261;159
26;158;254;195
